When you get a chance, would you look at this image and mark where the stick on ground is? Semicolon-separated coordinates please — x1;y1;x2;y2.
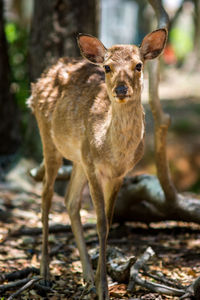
7;277;41;300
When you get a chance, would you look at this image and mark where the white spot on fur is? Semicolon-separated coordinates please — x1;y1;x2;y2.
61;70;69;80
94;114;111;147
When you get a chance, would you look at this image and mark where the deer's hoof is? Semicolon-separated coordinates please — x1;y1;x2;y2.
80;282;97;299
39;278;52;287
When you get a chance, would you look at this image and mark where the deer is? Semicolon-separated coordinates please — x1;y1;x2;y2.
27;28;167;300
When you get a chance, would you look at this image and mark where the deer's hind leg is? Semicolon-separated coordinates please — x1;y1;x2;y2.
38;120;62;284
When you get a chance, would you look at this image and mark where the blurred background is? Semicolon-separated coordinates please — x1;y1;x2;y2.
0;0;200;193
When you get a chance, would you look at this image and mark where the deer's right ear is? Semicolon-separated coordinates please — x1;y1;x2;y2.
77;34;107;65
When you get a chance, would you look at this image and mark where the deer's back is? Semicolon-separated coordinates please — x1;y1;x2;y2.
28;58;107;119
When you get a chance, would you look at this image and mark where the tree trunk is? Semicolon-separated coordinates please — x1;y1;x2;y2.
147;0;178;210
183;0;200;70
27;0;99;160
29;0;99;82
0;0;20;155
193;0;200;63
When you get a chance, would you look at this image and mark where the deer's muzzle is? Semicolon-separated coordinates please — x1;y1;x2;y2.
114;85;128;99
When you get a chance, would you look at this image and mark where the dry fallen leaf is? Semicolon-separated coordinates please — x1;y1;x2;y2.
109;283;127;298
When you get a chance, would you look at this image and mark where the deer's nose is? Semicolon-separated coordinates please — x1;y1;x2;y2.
115;85;128;97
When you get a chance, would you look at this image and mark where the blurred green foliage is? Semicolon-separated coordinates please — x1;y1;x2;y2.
190;179;200;194
170;27;193;61
5;22;29;111
5;22;30;140
171;119;199;134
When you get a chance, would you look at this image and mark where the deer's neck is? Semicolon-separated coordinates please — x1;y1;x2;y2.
109;98;144;154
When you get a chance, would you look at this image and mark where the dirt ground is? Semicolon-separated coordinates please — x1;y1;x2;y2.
0;67;200;299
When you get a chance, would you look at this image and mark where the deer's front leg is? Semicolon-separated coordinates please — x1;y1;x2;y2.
103;178;123;228
64;163;94;287
85;167;109;300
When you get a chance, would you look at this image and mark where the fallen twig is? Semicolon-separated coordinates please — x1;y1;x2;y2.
134;276;185;296
142;270;185;290
0;267;39;284
10;223;95;237
128;246;155;292
0;278;30;293
90;246;190;297
180;276;200;300
0;277;54;297
10;224;71;236
7;277;41;300
128;247;186;297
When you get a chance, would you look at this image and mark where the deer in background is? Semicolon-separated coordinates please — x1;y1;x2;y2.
27;29;167;300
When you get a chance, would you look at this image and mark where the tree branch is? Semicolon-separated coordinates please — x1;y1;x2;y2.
147;0;178;206
148;0;169;28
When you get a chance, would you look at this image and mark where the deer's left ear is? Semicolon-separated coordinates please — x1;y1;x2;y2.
140;28;167;60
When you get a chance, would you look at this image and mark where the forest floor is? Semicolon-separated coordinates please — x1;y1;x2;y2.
0;67;200;299
1;175;200;300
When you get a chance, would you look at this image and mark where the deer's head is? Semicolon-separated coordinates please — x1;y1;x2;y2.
77;29;167;104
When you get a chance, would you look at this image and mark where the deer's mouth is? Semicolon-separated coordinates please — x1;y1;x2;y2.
114;95;131;103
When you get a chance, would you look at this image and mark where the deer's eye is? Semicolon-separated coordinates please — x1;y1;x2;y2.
104;65;111;73
135;63;142;72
